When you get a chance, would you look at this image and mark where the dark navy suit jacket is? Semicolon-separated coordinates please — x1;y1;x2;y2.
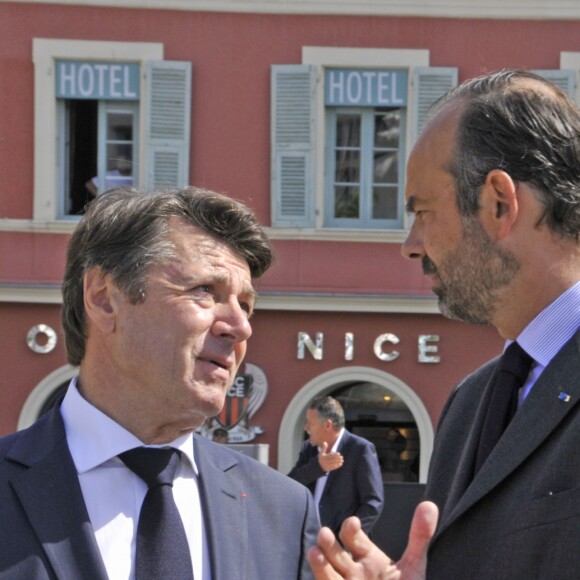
424;332;580;579
0;405;319;579
288;430;384;536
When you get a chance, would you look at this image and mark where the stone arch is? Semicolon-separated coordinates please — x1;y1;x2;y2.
277;366;433;482
18;364;77;430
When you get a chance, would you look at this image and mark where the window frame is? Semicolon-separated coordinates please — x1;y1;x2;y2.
304;48;429;238
32;39;164;222
57;99;140;218
284;47;430;242
98;100;139;194
324;105;407;229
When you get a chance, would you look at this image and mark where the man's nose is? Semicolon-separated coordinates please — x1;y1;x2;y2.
401;222;424;261
212;299;253;342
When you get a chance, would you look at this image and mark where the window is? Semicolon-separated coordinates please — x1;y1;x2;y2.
271;49;457;235
33;40;191;222
60;94;139;215
325;107;405;228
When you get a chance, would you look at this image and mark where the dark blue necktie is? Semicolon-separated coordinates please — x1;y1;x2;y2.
474;341;533;474
119;447;194;580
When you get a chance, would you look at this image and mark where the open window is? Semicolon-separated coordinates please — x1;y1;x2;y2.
33;40;191;221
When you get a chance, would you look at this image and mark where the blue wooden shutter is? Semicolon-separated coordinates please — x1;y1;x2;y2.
271;65;316;227
532;69;576;98
412;67;458;143
144;61;192;189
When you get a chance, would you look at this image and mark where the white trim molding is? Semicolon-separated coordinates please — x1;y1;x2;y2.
0;218;77;234
32;38;164;222
0;220;410;243
277;365;434;483
561;52;580;104
18;364;77;429
302;47;430;233
0;285;63;304
256;293;439;313
0;284;439;313
8;0;580;20
263;226;408;243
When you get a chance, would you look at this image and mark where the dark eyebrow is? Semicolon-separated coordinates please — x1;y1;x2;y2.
244;286;258;305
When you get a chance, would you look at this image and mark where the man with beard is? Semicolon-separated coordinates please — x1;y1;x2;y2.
308;70;580;579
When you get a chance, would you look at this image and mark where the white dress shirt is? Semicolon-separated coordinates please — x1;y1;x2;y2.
513;281;580;404
60;379;211;580
313;427;345;517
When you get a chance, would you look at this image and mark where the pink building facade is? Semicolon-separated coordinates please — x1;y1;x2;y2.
1;0;578;478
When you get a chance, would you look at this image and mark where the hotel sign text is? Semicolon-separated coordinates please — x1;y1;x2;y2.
56;60;140;100
325;68;408;107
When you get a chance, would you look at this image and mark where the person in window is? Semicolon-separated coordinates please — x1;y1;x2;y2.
383;428;407;473
85;155;134;197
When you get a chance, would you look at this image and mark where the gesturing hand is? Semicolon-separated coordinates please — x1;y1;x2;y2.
308;501;438;579
318;442;344;473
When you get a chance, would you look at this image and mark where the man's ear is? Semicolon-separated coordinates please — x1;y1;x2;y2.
480;169;519;238
83;267;118;334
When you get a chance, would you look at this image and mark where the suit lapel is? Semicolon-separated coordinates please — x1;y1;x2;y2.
7;408;108;580
439;334;580;535
194;437;247;580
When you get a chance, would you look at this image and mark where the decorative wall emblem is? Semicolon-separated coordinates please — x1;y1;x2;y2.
199;362;268;443
27;325;58;354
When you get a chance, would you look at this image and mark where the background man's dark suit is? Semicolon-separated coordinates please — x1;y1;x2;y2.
288;430;384;536
424;332;580;579
0;405;319;580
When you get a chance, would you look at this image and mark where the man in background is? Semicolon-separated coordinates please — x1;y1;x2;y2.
212;427;229;444
289;396;384;537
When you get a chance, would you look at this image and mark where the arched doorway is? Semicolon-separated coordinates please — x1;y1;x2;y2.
334;382;419;483
18;365;76;430
277;366;433;483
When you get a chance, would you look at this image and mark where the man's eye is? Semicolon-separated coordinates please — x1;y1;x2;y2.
240;302;254;317
190;285;213;297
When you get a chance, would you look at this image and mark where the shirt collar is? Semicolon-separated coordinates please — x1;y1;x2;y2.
60;377;197;475
516;281;580;367
330;428;345;453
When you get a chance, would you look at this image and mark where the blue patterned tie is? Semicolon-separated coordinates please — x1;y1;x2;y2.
474;342;533;474
119;447;194;579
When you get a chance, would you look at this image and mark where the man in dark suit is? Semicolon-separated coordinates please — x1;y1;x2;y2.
309;70;580;579
288;396;384;537
0;187;318;579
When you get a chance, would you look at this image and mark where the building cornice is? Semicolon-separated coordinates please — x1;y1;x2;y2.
0;284;439;314
0;285;64;304
256;292;440;313
0;219;76;235
5;0;580;20
0;284;439;313
0;220;409;243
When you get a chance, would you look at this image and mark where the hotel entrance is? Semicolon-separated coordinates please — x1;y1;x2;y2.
333;382;420;483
